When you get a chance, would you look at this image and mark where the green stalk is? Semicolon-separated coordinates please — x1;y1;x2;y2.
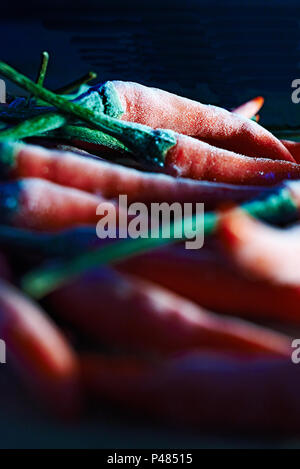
36;51;49;87
0;112;67;141
0;61;177;166
27;51;49;105
0;183;296;262
54;71;97;95
45;124;130;153
21;212;217;299
21;185;298;299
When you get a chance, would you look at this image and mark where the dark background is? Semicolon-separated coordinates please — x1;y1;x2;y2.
2;0;300;127
0;0;300;448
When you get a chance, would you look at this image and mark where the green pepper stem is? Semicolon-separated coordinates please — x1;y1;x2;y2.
0;112;67;141
36;51;49;87
0;60;177;165
46;124;130;153
21;185;298;299
54;71;97;95
21;212;217;299
27;51;49;106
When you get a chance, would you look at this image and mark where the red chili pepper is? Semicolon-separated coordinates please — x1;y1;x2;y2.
232;96;264;119
0;279;81;417
0;178;117;231
218;207;300;287
281;140;300;164
118;247;300;323
49;267;291;357
80;352;299;433
110;81;293;162
1;143;271;204
164;133;299;183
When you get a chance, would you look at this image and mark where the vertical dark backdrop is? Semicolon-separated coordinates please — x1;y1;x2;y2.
0;0;300;448
1;0;300;127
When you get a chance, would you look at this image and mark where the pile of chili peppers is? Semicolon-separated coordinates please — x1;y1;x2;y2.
0;53;300;433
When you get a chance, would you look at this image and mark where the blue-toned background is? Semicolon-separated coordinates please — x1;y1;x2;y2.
2;0;300;127
1;0;300;448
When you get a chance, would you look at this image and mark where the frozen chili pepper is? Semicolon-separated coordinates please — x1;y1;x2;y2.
0;279;81;417
8;122;300;186
81;352;300;433
118;246;300;323
281;140;300;164
94;81;291;161
0;142;271;206
218;206;300;287
232;96;264;119
0;178;114;231
162;133;299;183
0;62;295;179
0;60;291;163
49;267;291;357
21;179;300;299
0;171;293;261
